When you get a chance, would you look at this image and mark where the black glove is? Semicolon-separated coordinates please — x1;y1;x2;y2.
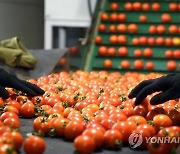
128;73;180;105
0;69;45;99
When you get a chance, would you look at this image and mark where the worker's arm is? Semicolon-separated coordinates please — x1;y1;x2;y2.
0;68;44;99
128;73;180;105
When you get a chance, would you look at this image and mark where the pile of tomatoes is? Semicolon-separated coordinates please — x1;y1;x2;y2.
0;71;180;154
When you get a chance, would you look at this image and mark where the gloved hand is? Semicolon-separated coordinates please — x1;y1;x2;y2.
0;69;45;99
128;73;180;105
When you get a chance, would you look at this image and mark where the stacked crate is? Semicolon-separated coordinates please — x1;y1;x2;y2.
86;0;180;73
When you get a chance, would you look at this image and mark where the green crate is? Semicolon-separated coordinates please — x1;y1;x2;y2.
99;23;180;35
93;45;179;58
106;1;180;12
95;33;180;45
101;12;180;24
91;57;180;72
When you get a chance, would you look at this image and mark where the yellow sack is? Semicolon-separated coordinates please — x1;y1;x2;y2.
0;37;36;68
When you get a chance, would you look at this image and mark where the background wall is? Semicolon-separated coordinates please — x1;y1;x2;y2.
0;0;44;49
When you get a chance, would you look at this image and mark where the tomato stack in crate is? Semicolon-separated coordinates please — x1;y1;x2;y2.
86;0;180;73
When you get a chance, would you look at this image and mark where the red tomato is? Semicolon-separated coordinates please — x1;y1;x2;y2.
121;60;130;69
31;96;45;106
122;106;134;117
4;105;19;115
169;126;180;133
109;24;116;33
161;13;171;23
143;48;153;57
148;142;171;154
167;109;180;126
47;107;63;115
83;128;104;148
132;38;139;45
112;121;133;144
101;13;109;21
110;13;118;22
69;46;78;55
127;24;138;33
0;144;17;154
100;117;115;130
51;117;69;136
133;59;144;69
133;105;148;117
46;97;61;107
152;3;161;11
167;60;177;71
58;58;67;66
110;3;119;11
146;61;155;70
134;49;142;57
104;130;122;149
109;35;117;44
74;135;95;154
117;24;127;33
173;49;180;58
53;102;65;112
165;38;173;46
133;2;142;11
156;37;164;46
139;15;147;22
3;131;23;150
0;112;18;122
149;25;157;34
142;3;150;11
153;114;172;131
139;36;148;45
165;50;173;58
3;117;20;129
20;101;35;118
133;128;151;148
33;116;51;135
117;35;127;44
98;46;107;56
118;13;126;22
124;2;133;11
24;136;46;154
63;107;74;118
169;3;178;11
169;25;178;34
104;59;113;68
157;25;166;34
110;112;127;122
86;122;106;133
127;115;147;125
107;47;116;56
94;36;102;44
135;124;156;136
64;120;84;140
94;111;109;123
98;24;106;32
148;37;156;46
118;47;128;57
7;100;21;111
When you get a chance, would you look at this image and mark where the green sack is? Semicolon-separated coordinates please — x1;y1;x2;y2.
0;37;36;68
